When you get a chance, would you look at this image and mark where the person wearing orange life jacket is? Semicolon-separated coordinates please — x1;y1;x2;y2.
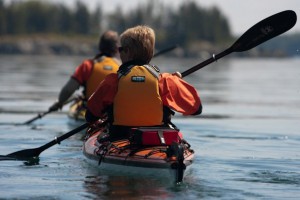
49;30;121;112
85;25;202;140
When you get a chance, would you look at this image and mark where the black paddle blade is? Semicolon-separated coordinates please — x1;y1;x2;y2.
6;147;41;160
232;10;297;52
2;122;89;161
0;155;18;161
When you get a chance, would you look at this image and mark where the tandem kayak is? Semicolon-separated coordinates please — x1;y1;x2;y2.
83;126;195;183
68;99;86;121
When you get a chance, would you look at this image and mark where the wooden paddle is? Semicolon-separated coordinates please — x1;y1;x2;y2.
1;10;296;161
181;10;297;77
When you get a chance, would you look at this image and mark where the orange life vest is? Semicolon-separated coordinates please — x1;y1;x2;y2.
113;65;163;126
85;56;119;98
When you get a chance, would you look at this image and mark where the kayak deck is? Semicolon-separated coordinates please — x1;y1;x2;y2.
68;99;86;121
83;130;195;183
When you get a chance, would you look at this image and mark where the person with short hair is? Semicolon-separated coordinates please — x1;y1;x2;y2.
85;25;202;140
49;30;120;112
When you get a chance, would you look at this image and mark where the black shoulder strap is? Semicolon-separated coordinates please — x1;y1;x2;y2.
117;65;134;79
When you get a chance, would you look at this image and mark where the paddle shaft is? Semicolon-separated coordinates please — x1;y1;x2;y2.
153;45;177;57
181;48;231;77
23;97;76;125
6;122;89;158
35;123;89;154
23;110;52;125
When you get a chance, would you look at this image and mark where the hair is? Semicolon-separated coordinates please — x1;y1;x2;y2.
120;25;155;63
98;30;119;57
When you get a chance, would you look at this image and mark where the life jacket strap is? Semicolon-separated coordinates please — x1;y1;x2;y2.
143;64;160;79
117;64;160;79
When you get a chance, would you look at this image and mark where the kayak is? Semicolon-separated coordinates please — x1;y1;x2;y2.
83;126;195;183
68;99;86;121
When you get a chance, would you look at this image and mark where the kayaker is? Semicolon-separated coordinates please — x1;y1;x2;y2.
85;25;202;140
49;30;121;112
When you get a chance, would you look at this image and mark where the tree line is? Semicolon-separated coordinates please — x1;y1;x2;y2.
0;0;101;35
0;0;233;51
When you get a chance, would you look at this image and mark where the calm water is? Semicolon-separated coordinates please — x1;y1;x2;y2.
0;55;299;199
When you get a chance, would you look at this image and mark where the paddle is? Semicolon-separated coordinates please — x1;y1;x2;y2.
181;10;297;77
2;10;296;161
4;123;89;160
23;110;52;125
23;96;76;125
153;45;178;57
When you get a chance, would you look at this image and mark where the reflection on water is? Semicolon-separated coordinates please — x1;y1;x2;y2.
0;55;300;199
84;175;172;199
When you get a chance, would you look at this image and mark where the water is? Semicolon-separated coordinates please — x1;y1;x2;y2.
0;55;300;199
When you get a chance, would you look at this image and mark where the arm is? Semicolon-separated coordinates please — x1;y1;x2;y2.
71;60;93;85
58;78;80;103
49;78;80;111
159;73;202;115
49;60;93;111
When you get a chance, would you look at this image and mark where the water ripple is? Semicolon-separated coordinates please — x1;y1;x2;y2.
236;170;300;185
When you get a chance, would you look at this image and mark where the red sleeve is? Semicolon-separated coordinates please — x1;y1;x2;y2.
87;73;118;118
159;73;201;115
71;60;93;85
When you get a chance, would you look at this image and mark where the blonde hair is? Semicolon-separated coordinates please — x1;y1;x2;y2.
120;25;155;63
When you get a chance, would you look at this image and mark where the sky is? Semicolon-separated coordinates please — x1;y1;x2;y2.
5;0;300;36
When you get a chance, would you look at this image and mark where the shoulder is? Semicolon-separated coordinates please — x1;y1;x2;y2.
72;59;94;83
106;56;121;65
105;73;118;81
80;59;94;69
75;59;94;73
159;72;179;81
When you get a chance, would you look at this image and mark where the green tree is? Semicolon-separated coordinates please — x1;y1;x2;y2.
50;5;73;34
105;1;232;51
0;0;232;53
90;4;102;35
73;1;90;34
0;0;6;34
0;0;102;35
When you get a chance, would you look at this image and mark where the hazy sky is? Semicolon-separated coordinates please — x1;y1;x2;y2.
6;0;300;36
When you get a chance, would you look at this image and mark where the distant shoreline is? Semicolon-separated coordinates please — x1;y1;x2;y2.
0;35;294;58
0;35;98;56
